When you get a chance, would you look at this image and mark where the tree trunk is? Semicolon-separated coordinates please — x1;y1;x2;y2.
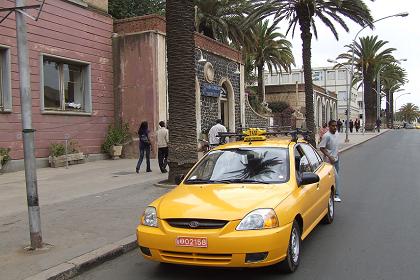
166;0;198;182
363;68;376;130
298;13;316;146
385;90;390;128
390;91;394;128
257;63;264;103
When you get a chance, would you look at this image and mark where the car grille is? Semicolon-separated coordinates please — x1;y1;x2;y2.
160;250;232;264
165;219;228;229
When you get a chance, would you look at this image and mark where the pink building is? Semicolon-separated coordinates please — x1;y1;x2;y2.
0;0;113;171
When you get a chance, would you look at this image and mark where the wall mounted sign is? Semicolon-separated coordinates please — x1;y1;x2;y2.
201;83;223;98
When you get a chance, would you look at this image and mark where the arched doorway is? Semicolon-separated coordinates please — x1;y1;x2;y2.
219;78;235;132
317;97;322;128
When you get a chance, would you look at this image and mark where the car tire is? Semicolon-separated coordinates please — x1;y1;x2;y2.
279;220;301;273
322;190;334;224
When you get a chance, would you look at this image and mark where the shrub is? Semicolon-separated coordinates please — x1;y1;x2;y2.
102;123;131;153
269;101;290;113
49;140;80;157
0;147;11;166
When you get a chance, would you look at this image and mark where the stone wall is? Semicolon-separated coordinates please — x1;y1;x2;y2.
244;96;270;128
196;49;241;133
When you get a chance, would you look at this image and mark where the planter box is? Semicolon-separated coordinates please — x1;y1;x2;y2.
48;152;85;168
110;145;123;160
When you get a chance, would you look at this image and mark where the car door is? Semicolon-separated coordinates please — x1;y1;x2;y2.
300;144;331;221
294;145;319;236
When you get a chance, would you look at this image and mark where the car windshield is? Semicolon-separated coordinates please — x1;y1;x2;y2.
185;147;289;184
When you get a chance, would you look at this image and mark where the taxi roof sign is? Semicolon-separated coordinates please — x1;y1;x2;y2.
217;128;311;143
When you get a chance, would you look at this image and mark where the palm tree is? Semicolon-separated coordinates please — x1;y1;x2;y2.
252;20;295;104
194;0;261;47
255;0;373;145
398;103;419;123
337;36;396;130
379;63;407;127
166;0;198;182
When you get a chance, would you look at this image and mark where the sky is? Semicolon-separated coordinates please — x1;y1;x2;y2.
279;0;419;110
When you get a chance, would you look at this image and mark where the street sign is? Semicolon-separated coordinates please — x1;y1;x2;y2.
201;83;222;97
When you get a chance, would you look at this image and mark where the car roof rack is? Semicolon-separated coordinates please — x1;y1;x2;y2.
218;128;312;143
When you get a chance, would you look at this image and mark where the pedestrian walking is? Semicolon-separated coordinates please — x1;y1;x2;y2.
355;119;360;132
319;120;342;202
376;118;382;132
318;123;328;144
156;121;169;173
337;119;343;133
136;121;152;173
208;119;227;149
349;119;354;133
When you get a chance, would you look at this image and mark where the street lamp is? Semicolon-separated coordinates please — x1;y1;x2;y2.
327;59;352;135
394;92;411;114
348;12;409;138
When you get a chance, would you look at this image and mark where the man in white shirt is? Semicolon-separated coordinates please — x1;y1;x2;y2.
319;120;341;202
208;119;227;149
156;121;169;173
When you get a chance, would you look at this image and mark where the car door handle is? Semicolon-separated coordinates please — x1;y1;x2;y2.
316;183;320;190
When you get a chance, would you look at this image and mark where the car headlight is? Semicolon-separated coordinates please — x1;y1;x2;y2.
141;206;158;227
236;208;279;231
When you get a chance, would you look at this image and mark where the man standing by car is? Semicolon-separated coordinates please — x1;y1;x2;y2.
319;120;341;202
208;119;227;149
157;121;169;173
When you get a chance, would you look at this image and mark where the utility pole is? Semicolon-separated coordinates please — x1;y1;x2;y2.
15;0;42;249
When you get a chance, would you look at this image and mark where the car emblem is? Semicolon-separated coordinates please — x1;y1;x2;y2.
189;221;200;228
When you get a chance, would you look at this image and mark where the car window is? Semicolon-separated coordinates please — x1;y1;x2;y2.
294;147;312;174
300;144;321;171
185;147;289;184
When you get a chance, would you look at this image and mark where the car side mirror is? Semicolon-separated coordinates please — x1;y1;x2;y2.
300;172;320;186
175;174;185;185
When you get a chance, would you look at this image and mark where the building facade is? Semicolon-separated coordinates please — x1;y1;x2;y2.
113;15;268;157
0;0;113;171
265;84;338;129
264;66;359;122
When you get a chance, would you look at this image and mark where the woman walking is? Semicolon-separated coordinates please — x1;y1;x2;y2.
136;121;152;173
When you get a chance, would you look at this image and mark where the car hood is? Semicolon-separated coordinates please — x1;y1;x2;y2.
157;183;294;221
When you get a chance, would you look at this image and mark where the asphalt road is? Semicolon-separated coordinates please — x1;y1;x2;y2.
74;130;420;280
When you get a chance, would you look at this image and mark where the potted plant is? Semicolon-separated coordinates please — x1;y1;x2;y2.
102;123;131;159
48;140;85;168
0;147;11;171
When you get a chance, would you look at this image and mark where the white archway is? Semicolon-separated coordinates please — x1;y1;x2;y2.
317;96;322;128
326;100;330;124
219;78;236;132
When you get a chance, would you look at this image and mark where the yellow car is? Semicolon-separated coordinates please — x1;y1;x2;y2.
137;129;336;273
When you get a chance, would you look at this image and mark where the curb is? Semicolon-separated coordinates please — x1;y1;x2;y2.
339;129;391;153
24;235;137;280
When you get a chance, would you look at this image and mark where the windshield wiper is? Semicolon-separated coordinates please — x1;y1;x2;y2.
185;179;234;184
220;179;270;184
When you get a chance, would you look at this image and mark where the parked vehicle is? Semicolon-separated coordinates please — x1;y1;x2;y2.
137;129;336;273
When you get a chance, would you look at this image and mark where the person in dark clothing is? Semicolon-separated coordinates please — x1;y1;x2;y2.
355;119;360;132
376;118;382;132
337;119;343;133
136;121;152;173
349;119;354;133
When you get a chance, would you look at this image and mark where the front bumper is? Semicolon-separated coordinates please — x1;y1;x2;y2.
136;219;292;267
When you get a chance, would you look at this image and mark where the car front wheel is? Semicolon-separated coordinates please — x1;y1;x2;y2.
279;220;301;273
322;190;334;224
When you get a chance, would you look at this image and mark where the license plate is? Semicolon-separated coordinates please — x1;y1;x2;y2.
176;237;208;248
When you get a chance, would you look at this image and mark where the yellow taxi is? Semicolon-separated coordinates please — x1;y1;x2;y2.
136;129;336;272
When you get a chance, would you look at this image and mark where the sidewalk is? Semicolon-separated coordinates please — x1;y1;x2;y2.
0;130;390;280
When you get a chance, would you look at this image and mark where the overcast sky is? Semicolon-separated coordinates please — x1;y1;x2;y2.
279;0;418;110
